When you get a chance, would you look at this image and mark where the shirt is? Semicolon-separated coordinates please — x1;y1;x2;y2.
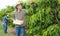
3;16;8;24
13;9;26;27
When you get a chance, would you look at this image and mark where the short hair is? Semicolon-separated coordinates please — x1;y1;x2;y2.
16;3;22;9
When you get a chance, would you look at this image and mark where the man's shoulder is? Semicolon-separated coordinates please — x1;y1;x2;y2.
22;9;26;11
4;16;7;18
3;16;7;19
13;10;17;14
13;10;17;12
22;9;26;10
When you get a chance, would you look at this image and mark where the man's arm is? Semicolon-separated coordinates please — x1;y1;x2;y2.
12;10;16;20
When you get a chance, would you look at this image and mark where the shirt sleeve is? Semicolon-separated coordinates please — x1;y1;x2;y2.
12;10;16;20
23;9;26;15
3;16;9;23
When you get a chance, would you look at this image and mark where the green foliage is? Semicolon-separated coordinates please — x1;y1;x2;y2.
0;6;15;27
26;0;60;36
43;24;60;36
0;0;60;36
0;6;15;20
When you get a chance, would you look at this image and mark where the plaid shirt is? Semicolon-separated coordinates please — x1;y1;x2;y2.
13;9;26;27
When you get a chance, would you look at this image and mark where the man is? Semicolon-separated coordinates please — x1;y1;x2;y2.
2;13;9;33
13;3;26;36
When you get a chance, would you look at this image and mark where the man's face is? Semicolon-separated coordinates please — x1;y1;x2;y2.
7;13;9;16
17;5;22;9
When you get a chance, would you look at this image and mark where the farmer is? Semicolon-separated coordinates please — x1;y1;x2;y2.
2;13;9;33
13;3;26;36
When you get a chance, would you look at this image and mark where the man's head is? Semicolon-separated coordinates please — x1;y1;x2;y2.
16;3;22;10
5;13;9;16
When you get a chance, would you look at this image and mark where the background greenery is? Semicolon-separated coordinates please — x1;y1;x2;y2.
0;0;60;36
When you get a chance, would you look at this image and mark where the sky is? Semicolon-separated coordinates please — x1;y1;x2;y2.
0;0;19;10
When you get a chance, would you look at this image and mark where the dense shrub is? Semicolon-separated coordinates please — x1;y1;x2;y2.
43;24;60;36
0;0;60;36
